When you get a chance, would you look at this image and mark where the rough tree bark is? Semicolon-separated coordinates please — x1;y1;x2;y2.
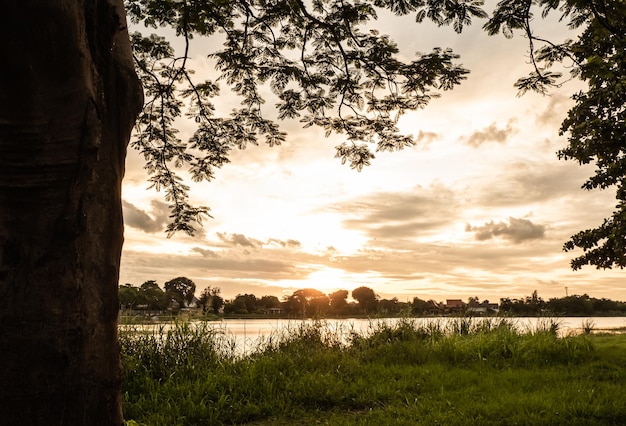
0;1;142;424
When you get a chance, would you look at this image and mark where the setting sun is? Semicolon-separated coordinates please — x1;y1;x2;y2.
300;267;351;293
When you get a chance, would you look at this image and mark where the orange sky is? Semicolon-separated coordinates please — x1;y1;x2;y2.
119;2;626;303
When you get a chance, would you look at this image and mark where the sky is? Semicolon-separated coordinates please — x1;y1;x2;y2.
119;2;626;304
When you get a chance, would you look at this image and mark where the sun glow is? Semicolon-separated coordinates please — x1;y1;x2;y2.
300;267;352;292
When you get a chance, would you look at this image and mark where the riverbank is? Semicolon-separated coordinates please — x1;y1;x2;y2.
118;311;626;325
121;318;626;425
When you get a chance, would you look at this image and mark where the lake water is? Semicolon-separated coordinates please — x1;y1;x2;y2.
123;316;626;356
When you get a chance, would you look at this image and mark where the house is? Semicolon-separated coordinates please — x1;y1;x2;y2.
467;301;499;315
446;299;465;312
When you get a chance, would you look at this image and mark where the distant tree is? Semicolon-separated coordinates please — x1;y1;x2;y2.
164;276;196;307
258;295;281;309
591;297;626;314
119;284;141;309
239;294;258;313
329;290;349;313
285;288;328;317
378;297;402;315
140;280;168;310
224;294;258;314
282;294;301;317
352;286;378;314
524;290;545;314
210;291;225;315
308;294;330;317
411;297;433;316
197;286;223;313
499;297;516;314
197;287;212;312
542;294;626;316
500;290;545;316
546;294;593;316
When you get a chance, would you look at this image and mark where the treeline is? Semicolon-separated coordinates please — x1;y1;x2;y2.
119;279;417;316
119;278;224;313
120;279;626;317
500;290;626;316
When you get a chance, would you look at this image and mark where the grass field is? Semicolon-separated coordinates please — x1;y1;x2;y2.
120;318;626;425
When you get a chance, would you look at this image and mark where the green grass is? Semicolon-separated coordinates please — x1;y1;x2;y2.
120;318;626;425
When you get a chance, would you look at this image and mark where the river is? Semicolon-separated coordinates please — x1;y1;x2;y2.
122;316;626;356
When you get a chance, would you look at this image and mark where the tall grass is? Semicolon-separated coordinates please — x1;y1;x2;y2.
120;318;625;425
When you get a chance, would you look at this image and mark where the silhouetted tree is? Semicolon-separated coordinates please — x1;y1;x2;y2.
197;287;212;312
224;294;258;314
140;280;168;310
197;286;223;314
329;290;349;314
379;297;404;315
164;276;196;307
209;291;225;315
257;295;281;310
411;297;433;316
500;290;545;315
352;286;378;314
285;288;328;317
546;294;593;316
591;297;626;314
119;284;141;309
0;3;142;421
486;1;626;269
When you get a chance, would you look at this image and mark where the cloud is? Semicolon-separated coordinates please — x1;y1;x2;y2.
338;185;459;240
122;249;299;279
474;161;591;208
267;238;302;248
122;200;170;233
215;233;302;249
535;94;570;127
216;232;261;247
465;217;546;244
363;220;452;240
415;130;441;150
191;247;219;258
465;120;518;148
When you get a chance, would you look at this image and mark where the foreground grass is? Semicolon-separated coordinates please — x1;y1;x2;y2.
121;318;626;425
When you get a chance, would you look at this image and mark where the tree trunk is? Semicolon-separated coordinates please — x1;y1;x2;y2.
0;1;142;424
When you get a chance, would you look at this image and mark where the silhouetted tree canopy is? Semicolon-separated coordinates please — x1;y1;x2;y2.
284;288;329;316
126;0;626;270
486;1;626;269
164;276;196;307
329;289;349;312
125;0;485;234
352;286;378;313
224;293;258;314
197;285;224;313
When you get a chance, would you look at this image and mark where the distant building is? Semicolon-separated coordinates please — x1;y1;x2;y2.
467;300;499;315
446;299;465;310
